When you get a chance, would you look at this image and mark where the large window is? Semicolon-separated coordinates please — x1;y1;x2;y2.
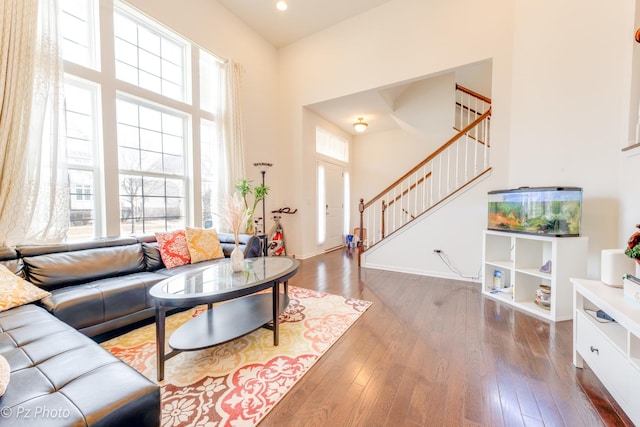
59;0;223;240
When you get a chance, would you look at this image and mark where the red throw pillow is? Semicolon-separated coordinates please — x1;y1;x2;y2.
155;230;191;269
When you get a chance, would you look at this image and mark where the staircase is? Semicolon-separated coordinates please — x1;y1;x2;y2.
357;84;491;261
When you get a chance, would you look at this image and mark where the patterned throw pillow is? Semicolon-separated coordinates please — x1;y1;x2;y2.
185;227;225;263
0;264;51;311
155;229;191;269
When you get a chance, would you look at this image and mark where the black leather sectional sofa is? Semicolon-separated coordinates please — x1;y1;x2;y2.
0;232;261;426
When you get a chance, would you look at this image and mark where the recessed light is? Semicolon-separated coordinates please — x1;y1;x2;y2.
276;1;288;11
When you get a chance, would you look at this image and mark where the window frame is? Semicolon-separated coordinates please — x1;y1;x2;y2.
59;0;224;240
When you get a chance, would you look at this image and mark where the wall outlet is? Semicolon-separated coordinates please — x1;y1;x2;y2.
433;249;442;253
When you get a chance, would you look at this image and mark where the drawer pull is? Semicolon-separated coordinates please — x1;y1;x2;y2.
590;346;599;355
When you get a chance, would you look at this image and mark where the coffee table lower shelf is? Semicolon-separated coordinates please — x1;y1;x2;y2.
155;292;289;381
170;293;289;350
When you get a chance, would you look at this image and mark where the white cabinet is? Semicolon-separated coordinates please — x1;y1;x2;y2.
482;230;588;321
572;278;640;425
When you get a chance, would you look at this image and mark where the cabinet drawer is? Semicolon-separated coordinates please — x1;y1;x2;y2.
576;311;627;400
626;364;640;424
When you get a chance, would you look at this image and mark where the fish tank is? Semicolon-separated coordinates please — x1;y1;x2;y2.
487;187;582;236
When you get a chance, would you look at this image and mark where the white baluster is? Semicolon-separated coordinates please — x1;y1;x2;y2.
464;132;469;182
413;171;419;217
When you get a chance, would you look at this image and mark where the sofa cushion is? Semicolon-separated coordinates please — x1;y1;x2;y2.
185;227;224;263
0;265;50;312
155;229;191;268
0;248;25;280
22;244;146;291
39;272;166;330
0;304;159;426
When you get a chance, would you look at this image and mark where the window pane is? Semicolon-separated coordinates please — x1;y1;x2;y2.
163;134;183;156
139;129;162;152
116;99;139;126
60;0;98;69
201;119;221;228
200;49;220;114
316;127;349;162
119;147;140;170
139;50;161;74
163;153;183;174
139;107;161;131
65;83;95;164
140;150;163;172
117;98;186;234
143;177;165;197
115;61;139;86
114;7;188;102
117;124;139;148
138;26;161;55
68;169;95;240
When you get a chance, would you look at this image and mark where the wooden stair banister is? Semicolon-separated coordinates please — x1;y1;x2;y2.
456;83;492;104
361;107;491;211
357;85;491;264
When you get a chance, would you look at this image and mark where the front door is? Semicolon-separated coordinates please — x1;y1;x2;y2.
319;161;345;251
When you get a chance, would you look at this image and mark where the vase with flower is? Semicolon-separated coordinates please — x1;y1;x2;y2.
235;178;269;234
625;224;640;277
222;192;249;272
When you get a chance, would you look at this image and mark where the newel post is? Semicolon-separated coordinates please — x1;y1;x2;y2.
358;198;364;266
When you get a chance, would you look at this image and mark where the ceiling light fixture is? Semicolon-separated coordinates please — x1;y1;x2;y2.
276;1;288;11
353;117;368;133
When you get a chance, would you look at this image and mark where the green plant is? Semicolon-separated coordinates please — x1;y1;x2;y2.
626;224;640;260
234;178;270;231
625;245;640;259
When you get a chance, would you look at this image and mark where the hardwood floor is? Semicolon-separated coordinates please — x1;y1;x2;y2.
260;249;634;427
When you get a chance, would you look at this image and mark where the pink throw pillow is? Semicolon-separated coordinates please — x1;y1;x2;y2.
155;230;191;269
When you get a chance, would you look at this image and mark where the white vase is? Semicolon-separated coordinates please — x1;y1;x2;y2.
231;244;244;272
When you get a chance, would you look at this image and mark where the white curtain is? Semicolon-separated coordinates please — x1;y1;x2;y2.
0;0;68;246
221;60;246;192
211;59;246;229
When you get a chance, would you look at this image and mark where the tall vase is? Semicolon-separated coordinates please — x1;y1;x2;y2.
231;243;244;272
245;210;255;235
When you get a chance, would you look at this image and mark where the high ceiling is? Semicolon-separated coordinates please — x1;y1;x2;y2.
216;0;393;48
215;1;492;136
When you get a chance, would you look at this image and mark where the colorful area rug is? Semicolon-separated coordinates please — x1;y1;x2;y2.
100;287;371;427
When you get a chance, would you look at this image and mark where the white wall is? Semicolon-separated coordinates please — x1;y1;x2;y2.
508;0;636;278
279;0;513;262
279;0;637;280
619;1;640;249
350;72;458;229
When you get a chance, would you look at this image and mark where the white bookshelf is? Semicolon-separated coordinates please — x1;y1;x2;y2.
482;230;588;322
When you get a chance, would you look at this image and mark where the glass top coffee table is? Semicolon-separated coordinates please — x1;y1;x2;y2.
149;256;300;381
